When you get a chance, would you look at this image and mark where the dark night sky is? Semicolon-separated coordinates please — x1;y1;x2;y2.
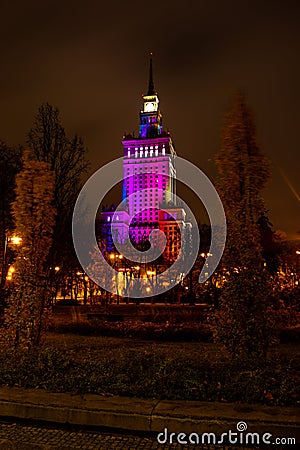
0;0;299;239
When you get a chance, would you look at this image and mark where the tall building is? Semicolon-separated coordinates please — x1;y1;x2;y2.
100;58;191;263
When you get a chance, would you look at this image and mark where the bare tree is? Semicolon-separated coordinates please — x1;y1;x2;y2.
27;103;89;278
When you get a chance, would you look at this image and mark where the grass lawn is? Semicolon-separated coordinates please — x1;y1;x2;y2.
44;332;225;361
0;332;299;406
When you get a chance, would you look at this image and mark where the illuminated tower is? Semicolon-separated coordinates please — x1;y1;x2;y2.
122;56;177;242
101;57;191;261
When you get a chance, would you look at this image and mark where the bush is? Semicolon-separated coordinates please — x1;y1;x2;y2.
51;320;213;342
56;299;81;306
279;326;300;343
0;343;298;406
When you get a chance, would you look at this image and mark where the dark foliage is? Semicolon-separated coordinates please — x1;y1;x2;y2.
0;339;298;406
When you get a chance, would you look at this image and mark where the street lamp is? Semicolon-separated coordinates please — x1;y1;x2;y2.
1;234;22;288
50;266;62;305
296;251;300;283
6;265;15;282
10;236;22;246
109;252;122;303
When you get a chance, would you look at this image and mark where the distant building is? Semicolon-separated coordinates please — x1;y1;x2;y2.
100;57;192;263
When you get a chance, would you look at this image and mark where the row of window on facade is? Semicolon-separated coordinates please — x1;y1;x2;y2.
127;147;166;158
106;212;178;222
126;188;167;196
124;159;168;165
126;169;168;175
126;180;167;185
125;192;167;200
141;116;157;124
126;184;168;192
129;188;166;194
132;202;163;208
126;177;168;184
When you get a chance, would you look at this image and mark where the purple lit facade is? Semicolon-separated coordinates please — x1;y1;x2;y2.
100;59;192;262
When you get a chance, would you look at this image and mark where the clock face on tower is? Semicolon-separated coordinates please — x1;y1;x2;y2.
144;102;157;112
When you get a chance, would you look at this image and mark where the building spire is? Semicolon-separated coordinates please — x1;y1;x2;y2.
147;52;155;95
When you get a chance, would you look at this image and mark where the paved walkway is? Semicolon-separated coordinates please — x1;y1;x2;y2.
0;420;159;449
0;420;257;449
0;387;298;448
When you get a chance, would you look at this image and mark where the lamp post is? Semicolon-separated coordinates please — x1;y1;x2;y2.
109;253;117;303
1;234;22;288
146;269;156;304
52;266;60;304
109;253;124;304
296;251;300;284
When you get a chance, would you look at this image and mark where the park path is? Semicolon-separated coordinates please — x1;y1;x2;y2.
0;420;258;450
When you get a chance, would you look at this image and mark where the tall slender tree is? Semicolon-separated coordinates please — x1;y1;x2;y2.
5;150;55;349
213;93;273;358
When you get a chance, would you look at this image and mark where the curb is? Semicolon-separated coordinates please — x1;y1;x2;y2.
0;387;299;442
